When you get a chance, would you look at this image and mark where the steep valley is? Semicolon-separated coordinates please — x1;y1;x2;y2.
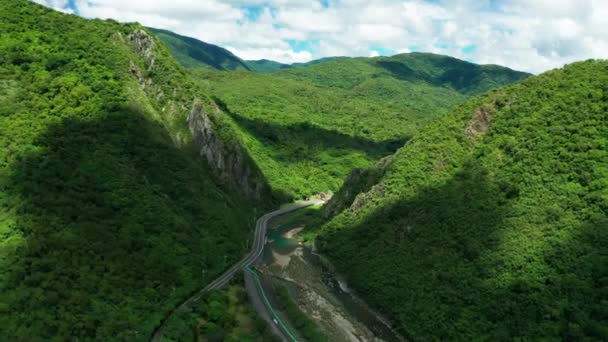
2;1;606;341
188;51;529;198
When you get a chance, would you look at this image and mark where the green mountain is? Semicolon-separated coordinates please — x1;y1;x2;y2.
245;59;290;73
245;57;344;73
0;1;273;340
149;27;251;71
198;53;529;197
317;60;608;340
4;3;580;341
147;28;346;74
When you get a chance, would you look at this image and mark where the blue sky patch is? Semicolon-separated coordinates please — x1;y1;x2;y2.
242;5;264;21
462;44;477;54
287;39;318;53
66;0;79;14
369;46;396;56
433;42;451;49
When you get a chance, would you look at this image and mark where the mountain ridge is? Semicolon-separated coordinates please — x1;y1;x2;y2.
0;1;275;339
317;59;608;340
149;27;529;79
197;49;529;197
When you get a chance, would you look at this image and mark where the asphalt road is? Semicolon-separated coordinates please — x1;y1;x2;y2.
150;201;321;341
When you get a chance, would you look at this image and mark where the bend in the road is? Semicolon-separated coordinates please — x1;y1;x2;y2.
150;201;321;342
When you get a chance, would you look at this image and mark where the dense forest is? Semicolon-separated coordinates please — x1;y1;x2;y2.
161;284;278;341
317;60;608;340
188;52;528;198
3;1;605;341
149;28;252;71
151;30;528;198
0;1;270;340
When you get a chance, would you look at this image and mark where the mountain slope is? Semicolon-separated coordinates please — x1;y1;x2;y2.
0;1;271;340
149;27;251;71
148;27;345;74
245;57;344;73
318;60;608;340
280;52;529;96
199;54;529;197
245;59;290;73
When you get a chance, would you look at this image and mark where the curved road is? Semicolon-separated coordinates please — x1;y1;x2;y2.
150;201;321;341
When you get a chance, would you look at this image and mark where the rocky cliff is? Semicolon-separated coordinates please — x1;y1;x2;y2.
125;28;269;200
187;101;267;199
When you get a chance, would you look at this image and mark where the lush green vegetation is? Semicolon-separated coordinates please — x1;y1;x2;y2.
6;2;592;341
0;1;268;340
275;284;328;341
150;28;251;71
194;54;528;198
245;57;342;73
151;28;528;198
318;60;608;340
162;284;278;341
245;59;290;73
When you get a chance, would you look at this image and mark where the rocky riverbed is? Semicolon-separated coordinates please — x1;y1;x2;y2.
260;222;404;342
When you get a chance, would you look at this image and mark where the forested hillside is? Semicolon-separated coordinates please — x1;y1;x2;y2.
0;1;270;340
150;28;251;71
245;57;342;73
197;54;528;197
318;60;608;340
146;29;340;74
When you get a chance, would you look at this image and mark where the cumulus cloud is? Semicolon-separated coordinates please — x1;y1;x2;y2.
32;0;608;73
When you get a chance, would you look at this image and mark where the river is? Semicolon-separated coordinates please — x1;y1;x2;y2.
260;214;405;342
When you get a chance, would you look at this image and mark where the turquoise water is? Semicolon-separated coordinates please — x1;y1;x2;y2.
264;222;404;341
266;223;300;253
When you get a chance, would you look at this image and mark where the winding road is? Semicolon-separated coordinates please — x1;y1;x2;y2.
150;201;321;341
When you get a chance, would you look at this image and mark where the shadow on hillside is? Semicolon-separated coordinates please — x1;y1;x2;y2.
318;159;607;339
376;58;486;94
215;99;407;162
375;57;527;96
0;106;280;339
317;161;513;339
375;60;433;84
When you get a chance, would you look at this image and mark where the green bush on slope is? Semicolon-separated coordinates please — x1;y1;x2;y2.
162;285;278;342
0;1;266;340
318;60;608;340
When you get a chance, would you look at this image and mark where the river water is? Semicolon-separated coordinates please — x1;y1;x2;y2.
263;220;404;342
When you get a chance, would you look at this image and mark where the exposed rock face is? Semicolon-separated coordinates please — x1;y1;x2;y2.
323;155;393;218
187;101;266;199
465;105;492;137
126;29;157;90
129;61;144;85
127;29;156;69
124;28;267;200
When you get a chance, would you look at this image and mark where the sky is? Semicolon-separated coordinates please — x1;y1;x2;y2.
33;0;608;73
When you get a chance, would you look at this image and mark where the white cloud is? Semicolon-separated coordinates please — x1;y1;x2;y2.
227;46;313;63
32;0;608;72
33;0;74;13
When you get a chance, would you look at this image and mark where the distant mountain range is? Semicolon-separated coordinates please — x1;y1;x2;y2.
178;31;529;198
150;27;347;73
